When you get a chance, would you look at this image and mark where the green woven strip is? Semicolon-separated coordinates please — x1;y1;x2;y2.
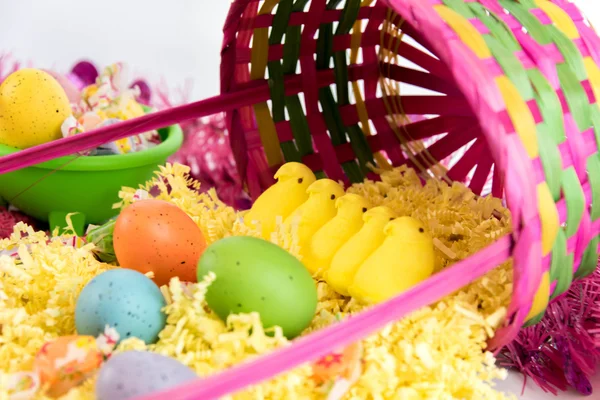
550;230;572;299
265;0;322;172
473;4;520;51
557;64;591;132
535;122;563;201
522;310;545;327
315;0;364;182
549;229;567;283
562;167;585;238
527;70;566;145
587;156;600;220
576;235;599;279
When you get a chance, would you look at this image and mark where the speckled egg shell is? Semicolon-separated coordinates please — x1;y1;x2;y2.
75;269;166;344
95;351;197;400
197;236;318;339
113;199;207;287
0;68;71;149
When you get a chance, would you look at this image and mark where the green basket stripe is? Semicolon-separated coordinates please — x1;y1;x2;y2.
554;253;574;299
484;36;534;100
499;0;549;44
557;64;591;132
589;107;600;166
535;122;563;201
268;61;287;123
587;155;600;220
270;0;294;45
575;235;600;279
270;0;316;162
527;70;566;144
561;167;585;238
442;0;475;18
547;26;588;83
523;310;546;327
285;96;315;156
549;229;568;287
468;3;520;52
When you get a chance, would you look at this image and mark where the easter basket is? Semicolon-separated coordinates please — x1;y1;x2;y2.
2;0;600;399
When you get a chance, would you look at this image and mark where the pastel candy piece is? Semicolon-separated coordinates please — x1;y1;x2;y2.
78;112;103;131
311;341;363;384
96;351;197;400
35;335;103;398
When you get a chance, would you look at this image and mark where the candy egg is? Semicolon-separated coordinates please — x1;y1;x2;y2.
96;351;197;400
197;236;317;339
34;335;103;398
75;269;166;344
0;68;71;149
113;199;207;286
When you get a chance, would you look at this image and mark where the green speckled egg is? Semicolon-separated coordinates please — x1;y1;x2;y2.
0;68;71;149
197;236;317;338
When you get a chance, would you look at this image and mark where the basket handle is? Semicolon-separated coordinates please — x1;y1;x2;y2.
0;81;270;175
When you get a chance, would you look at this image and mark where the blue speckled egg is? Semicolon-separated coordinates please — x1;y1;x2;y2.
96;351;197;400
75;269;166;344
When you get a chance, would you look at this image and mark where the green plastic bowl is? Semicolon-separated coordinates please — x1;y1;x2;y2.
0;124;183;236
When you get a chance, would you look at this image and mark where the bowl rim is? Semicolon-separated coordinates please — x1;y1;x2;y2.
0;124;184;172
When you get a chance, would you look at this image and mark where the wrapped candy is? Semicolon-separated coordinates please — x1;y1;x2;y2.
34;335;104;397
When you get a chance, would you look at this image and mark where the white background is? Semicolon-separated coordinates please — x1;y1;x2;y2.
2;0;600;398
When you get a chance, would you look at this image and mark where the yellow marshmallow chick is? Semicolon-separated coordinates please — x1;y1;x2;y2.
244;162;316;239
302;193;371;276
284;179;346;246
325;206;396;296
349;216;435;304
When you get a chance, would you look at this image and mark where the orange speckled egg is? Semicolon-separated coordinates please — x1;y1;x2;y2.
113;199;207;286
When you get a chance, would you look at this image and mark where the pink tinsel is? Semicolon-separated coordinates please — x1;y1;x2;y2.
0;207;38;238
152;81;250;209
499;266;600;396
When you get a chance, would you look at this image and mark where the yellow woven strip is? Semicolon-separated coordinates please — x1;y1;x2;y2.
537;182;560;255
433;5;491;59
584;57;600;107
525;271;549;321
534;0;580;39
351;0;392;170
250;0;283;167
495;76;539;158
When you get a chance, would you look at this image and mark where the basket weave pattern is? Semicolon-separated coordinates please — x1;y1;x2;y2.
222;0;600;340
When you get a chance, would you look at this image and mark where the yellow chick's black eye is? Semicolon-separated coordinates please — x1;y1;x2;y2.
331;194;336;200
362;207;367;213
419;227;424;233
298;178;303;184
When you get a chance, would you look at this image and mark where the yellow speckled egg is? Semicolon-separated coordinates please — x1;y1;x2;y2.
0;68;72;149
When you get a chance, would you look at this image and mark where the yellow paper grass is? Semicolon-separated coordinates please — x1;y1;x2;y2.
1;163;515;399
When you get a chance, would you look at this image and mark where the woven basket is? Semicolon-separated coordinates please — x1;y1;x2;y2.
2;0;600;398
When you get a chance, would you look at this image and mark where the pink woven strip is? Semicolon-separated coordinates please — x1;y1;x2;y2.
0;83;271;175
138;237;512;400
236;31;450;79
248;5;385;30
